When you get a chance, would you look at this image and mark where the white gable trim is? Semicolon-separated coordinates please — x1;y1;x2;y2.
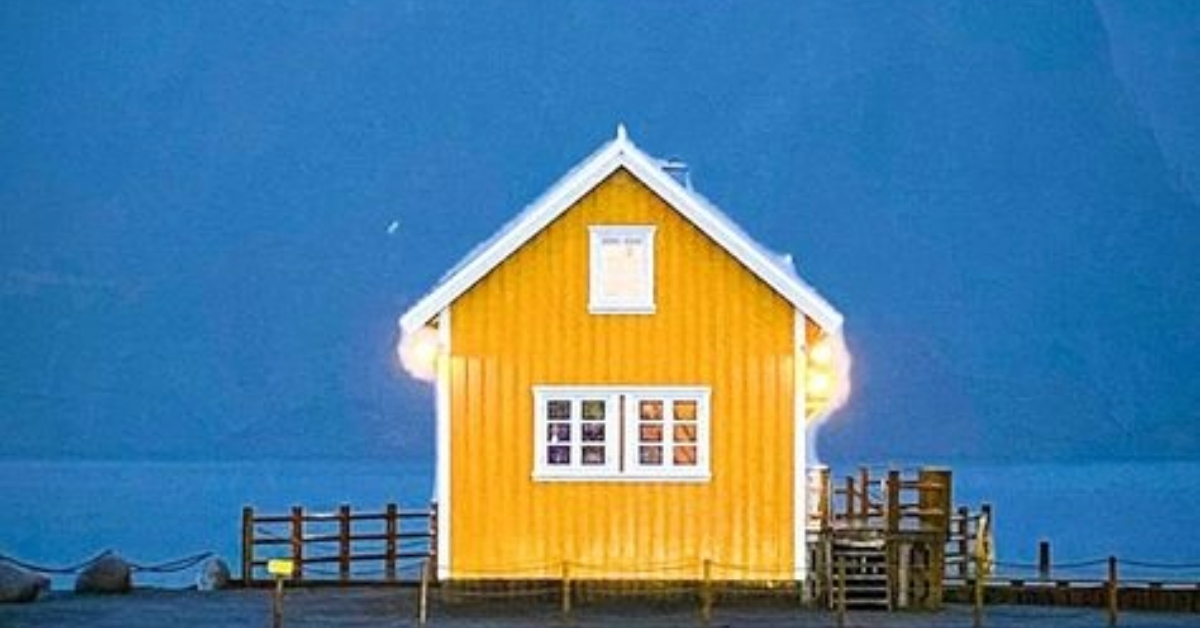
793;308;809;581
400;128;843;334
434;307;452;580
400;139;627;333
616;138;843;332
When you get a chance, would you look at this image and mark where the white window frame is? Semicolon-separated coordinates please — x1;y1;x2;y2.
623;390;711;480
588;225;656;314
532;385;711;482
531;389;622;479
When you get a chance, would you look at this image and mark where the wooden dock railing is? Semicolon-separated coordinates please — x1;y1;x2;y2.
807;466;957;534
241;502;436;585
805;466;991;611
946;503;994;581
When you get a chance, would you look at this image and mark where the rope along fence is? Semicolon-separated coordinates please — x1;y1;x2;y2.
947;550;1200;626
0;550;220;592
0;550;216;577
405;554;1200;627
5;548;1198;626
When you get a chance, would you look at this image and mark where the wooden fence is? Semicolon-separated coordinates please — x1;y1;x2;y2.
240;502;436;585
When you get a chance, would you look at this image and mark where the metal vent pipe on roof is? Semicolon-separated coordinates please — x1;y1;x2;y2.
661;159;693;189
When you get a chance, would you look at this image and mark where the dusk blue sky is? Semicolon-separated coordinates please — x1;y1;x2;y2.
2;2;1197;464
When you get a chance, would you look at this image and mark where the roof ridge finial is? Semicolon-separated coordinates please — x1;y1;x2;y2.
616;122;628;142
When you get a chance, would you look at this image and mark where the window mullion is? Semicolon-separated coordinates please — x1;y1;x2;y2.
570;398;580;472
664;398;674;471
625;394;632;475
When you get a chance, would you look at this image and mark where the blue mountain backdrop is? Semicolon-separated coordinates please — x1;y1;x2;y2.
2;2;1196;464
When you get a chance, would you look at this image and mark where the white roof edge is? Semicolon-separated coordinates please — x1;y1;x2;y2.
614;140;844;332
399;128;844;334
399;137;626;333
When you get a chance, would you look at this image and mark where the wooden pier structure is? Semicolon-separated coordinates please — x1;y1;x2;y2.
806;465;993;611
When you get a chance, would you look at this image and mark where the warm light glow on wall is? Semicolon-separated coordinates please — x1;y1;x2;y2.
809;339;833;366
398;325;441;382
807;371;832;395
805;332;851;419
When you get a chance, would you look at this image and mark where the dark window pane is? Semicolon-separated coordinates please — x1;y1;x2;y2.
673;424;696;443
639;400;663;421
640;424;663;443
548;423;571;443
582;446;606;465
639;445;663;466
582;400;605;420
674;446;697;466
547;400;571;420
582;423;606;442
548;446;570;465
673;400;697;421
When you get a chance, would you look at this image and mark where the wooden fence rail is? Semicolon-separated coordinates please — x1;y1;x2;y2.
241;502;437;585
807;466;957;535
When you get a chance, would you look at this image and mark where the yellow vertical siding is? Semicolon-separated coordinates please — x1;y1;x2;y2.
449;169;797;580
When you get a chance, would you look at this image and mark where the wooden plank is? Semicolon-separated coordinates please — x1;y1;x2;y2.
291;506;305;581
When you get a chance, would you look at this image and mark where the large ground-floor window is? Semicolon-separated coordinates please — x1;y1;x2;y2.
533;386;710;481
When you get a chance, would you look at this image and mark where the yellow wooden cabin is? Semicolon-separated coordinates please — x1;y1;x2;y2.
398;126;845;584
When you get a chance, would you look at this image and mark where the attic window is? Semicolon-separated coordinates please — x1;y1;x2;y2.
589;226;655;314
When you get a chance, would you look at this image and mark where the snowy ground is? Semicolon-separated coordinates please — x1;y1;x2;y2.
1;588;1197;628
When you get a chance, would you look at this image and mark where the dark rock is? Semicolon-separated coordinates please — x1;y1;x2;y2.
75;553;132;594
0;560;49;603
197;557;230;591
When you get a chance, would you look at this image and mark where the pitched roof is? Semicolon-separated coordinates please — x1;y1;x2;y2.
399;125;843;334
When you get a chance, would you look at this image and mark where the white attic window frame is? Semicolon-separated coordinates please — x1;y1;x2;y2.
588;225;656;314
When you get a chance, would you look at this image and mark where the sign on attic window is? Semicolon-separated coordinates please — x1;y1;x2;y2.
589;225;655;313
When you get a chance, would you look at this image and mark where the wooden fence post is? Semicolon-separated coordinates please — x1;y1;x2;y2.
1107;556;1119;626
429;502;439;581
984;504;993;566
817;466;832;531
858;466;871;520
273;575;285;628
418;559;430;626
385;503;398;582
242;506;254;585
821;532;833;609
1038;540;1051;581
973;534;986;628
956;506;970;579
836;556;847;628
844;475;856;524
886;470;901;533
338;504;352;582
561;561;572;619
887;470;901;609
918;468;952;609
290;506;304;582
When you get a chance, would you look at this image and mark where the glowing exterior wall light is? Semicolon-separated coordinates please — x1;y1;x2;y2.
808;340;833;367
805;332;851;420
807;371;832;396
398;324;442;383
